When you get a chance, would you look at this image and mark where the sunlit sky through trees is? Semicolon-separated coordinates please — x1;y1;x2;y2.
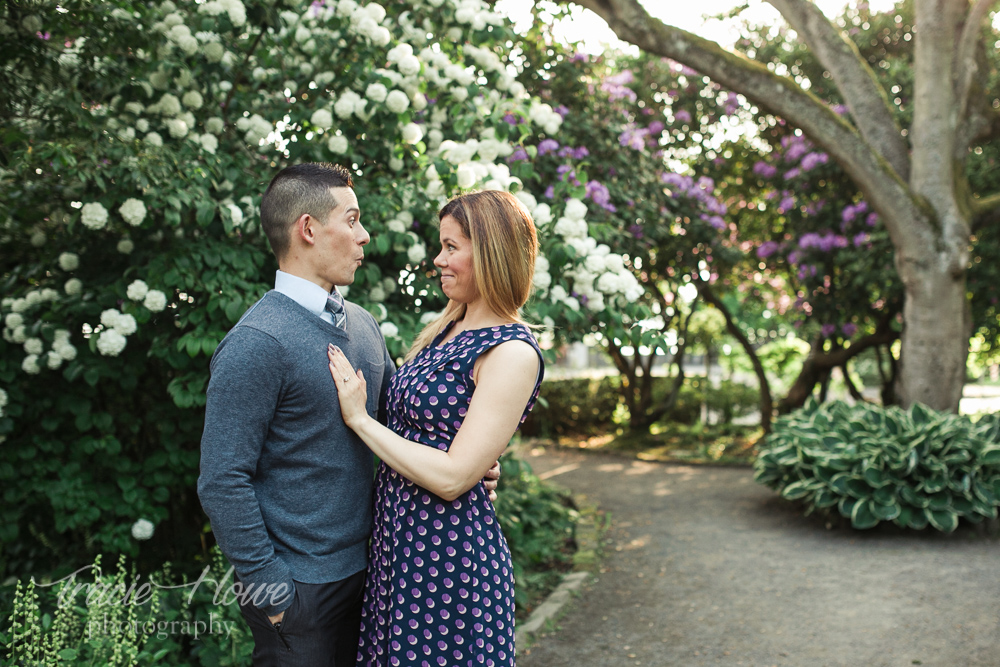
493;0;985;53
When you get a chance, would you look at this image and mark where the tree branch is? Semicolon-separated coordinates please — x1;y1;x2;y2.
954;0;998;128
971;192;1000;232
569;0;936;261
766;0;910;181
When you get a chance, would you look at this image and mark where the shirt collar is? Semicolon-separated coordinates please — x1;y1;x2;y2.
274;270;340;318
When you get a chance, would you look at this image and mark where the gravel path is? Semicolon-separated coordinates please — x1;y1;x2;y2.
517;445;1000;667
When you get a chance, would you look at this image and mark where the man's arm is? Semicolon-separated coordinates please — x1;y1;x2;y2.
197;327;295;617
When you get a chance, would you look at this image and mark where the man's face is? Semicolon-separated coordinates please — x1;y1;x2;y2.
313;187;369;287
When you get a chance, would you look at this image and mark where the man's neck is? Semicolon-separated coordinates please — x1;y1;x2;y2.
278;264;332;294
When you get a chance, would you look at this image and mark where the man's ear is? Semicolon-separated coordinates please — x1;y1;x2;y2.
295;213;317;246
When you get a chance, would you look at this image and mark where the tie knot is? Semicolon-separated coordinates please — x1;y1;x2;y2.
325;290;347;329
325;290;344;314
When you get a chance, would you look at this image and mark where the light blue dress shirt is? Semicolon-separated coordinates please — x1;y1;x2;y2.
273;270;344;327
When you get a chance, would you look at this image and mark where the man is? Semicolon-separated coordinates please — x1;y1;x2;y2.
198;163;497;665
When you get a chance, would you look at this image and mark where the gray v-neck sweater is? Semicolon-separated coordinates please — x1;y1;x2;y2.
198;291;395;615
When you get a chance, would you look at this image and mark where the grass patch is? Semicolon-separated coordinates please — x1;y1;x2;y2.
545;423;764;466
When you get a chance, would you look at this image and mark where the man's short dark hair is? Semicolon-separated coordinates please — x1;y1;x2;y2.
259;162;354;260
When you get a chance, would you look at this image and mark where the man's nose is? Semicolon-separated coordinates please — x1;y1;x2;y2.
357;223;370;245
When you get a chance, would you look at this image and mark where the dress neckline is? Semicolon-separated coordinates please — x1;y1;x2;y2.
431;320;521;349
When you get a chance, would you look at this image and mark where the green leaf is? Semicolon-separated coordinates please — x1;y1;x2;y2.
925;508;958;533
58;649;78;661
780;480;812;500
980;446;1000;465
851;499;880;529
871;501;900;522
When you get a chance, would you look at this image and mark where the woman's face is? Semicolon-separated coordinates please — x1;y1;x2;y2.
434;215;477;304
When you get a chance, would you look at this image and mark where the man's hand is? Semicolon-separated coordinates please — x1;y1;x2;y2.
483;460;501;502
268;611;285;626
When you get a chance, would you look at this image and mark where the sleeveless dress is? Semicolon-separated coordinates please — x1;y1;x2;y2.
356;322;544;667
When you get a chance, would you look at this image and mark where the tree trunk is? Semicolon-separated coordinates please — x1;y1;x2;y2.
894;262;971;411
696;280;774;431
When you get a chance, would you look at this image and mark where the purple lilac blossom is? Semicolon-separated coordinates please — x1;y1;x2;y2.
573;147;590;159
799;232;849;252
703;215;726;231
538;139;560;155
841;323;858;337
628;224;644;238
777;194;796;213
798;265;819;280
544;185;554;199
507;146;529;163
753;162;778;178
821;323;837;337
866;212;879;227
648;120;665;135
723;91;739;115
800;152;829;171
783;168;801;181
674;109;692;123
757;241;780;258
570;52;588;62
601;70;637;102
832;104;849;115
586;180;617;212
502;112;522;125
555;105;570;118
619;126;648;151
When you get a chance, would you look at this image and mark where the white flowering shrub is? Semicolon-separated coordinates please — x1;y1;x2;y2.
0;0;597;576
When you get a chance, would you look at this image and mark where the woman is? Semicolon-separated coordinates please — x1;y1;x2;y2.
327;190;544;666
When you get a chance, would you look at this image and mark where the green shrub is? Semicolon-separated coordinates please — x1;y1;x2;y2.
754;399;1000;532
493;450;578;617
521;376;623;437
1;549;252;666
521;374;760;436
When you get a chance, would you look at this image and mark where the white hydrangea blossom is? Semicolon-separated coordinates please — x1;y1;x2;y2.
117;239;134;254
114;313;138;336
144;132;163;147
327;135;348;154
0;388;7;416
80;202;109;230
369;286;386;302
401;122;422;144
59;252;80;271
144;289;167;312
407;242;426;264
379;321;399;338
97;329;127;356
311;108;333;129
119;198;147;226
127;279;149;301
5;313;24;329
366;83;388;103
200;133;218;154
385;90;409;114
182;90;203;109
205;117;225;134
23;338;44;356
65;278;82;295
101;308;124;329
165;118;189;138
22;354;41;374
131;518;155;540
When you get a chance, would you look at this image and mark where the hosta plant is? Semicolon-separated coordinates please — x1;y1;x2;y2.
754;399;1000;532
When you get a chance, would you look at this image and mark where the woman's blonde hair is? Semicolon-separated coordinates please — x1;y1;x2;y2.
405;190;539;362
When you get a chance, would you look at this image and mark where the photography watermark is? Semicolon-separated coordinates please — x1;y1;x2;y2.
33;564;292;640
85;612;235;641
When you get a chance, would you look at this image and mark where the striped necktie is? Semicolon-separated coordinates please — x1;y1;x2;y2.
324;290;347;329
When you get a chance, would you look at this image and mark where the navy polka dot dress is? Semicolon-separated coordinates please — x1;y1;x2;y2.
356;322;544;667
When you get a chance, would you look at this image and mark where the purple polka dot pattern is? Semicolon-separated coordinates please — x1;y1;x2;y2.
357;322;544;667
